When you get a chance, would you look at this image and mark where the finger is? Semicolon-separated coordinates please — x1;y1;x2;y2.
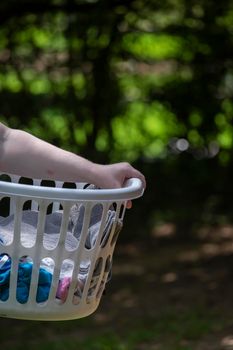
126;200;132;209
127;169;146;189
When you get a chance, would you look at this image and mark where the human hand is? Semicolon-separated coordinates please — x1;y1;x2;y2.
92;162;146;208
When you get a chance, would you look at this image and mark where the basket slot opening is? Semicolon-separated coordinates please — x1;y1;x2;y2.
41;203;64;250
16;256;33;304
22;198;39;212
23;200;32;211
105;255;112;275
20;203;38;248
86;257;104;302
84;204;104;250
110;220;123;247
62;182;77;189
0;197;16;246
46;201;63;215
0;196;10;218
72;259;91;305
35;257;54;304
69;204;91;250
56;259;74;304
0;174;11;182
96;255;112;299
18;177;33;185
99;202;119;248
0;253;11;302
40;180;56;188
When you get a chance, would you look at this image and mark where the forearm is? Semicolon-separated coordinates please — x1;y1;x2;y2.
0;126;97;183
0;123;146;190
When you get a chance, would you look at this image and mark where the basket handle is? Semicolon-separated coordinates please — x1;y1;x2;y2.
0;177;144;202
123;177;144;192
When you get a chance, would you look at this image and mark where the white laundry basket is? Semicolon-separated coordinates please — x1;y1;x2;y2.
0;174;144;321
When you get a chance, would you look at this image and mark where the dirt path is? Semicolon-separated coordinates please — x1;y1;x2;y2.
96;226;233;349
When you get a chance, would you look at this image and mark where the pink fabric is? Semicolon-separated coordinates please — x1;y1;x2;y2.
56;277;71;302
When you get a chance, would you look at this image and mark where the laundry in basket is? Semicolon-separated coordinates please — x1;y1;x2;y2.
0;203;122;304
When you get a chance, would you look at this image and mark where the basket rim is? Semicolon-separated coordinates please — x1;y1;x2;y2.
0;177;144;202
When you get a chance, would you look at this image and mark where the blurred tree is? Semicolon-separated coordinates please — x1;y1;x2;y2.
0;0;232;163
0;0;233;238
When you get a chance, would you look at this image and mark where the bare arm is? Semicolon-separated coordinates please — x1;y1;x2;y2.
0;123;97;184
0;123;146;190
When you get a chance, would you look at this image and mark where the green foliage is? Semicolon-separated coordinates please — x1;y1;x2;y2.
122;33;185;60
111;101;184;160
0;0;232;164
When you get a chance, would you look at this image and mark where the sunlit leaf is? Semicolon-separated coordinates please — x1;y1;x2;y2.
122;33;185;60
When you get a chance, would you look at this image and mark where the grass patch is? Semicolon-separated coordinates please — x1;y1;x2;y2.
1;304;225;350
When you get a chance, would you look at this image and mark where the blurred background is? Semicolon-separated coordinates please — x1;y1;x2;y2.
0;0;233;349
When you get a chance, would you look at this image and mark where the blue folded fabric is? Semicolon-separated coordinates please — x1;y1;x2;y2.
0;254;52;303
